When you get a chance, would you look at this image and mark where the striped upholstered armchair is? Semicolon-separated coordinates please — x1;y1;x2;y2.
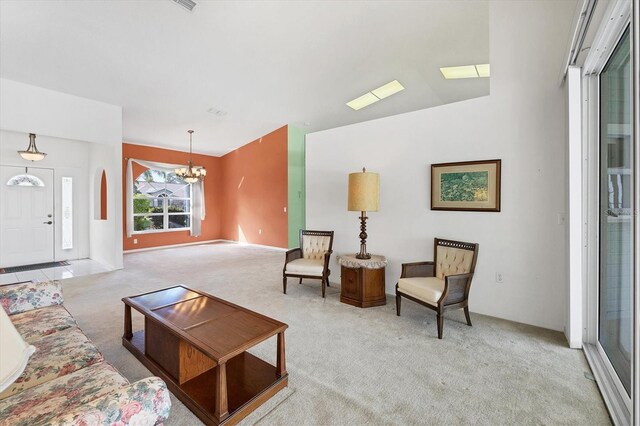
283;230;334;298
396;238;479;339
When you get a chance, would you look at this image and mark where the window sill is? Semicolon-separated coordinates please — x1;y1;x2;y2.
131;228;192;235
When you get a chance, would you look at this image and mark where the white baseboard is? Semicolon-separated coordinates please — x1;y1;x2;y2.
124;239;226;254
124;239;288;254
217;239;288;251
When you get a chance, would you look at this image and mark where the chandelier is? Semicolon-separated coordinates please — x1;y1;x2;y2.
18;133;47;162
175;130;206;183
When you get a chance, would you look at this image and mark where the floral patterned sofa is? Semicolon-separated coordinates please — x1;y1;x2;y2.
0;280;171;425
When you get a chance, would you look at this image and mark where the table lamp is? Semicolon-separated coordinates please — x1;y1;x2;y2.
348;168;379;259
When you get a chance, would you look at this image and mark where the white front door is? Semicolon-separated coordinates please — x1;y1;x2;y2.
0;165;55;268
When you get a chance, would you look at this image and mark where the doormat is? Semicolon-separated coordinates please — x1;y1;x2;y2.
0;261;70;274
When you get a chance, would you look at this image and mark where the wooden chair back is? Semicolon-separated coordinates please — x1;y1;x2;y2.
299;230;334;260
433;238;479;280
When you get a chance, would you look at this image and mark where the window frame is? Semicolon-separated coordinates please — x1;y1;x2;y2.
579;4;634;423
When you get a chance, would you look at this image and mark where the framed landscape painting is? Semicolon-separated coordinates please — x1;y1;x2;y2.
431;159;501;212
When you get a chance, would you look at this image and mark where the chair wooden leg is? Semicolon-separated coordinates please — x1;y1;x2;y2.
437;312;444;339
396;293;401;316
283;277;287;294
321;278;326;298
299;278;302;284
464;306;472;326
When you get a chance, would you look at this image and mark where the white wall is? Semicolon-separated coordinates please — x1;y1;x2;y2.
0;79;123;270
88;141;123;269
0;130;90;262
306;0;576;332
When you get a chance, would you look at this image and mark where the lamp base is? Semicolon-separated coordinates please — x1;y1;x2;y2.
355;252;372;260
355;212;371;259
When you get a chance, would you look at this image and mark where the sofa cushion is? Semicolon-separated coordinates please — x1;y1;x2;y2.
397;277;445;305
0;281;63;315
11;305;77;343
0;362;129;426
285;258;324;276
0;327;104;399
0;308;36;394
49;377;171;426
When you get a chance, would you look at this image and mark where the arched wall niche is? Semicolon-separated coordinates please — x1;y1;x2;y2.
94;168;107;220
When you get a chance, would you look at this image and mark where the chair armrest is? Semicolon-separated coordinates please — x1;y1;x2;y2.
284;248;302;265
50;377;171;425
400;261;435;278
442;273;474;304
323;250;333;273
0;280;64;315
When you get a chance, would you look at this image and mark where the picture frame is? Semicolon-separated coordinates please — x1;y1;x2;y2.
431;159;501;212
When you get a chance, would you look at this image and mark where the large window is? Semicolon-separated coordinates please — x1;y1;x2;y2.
132;170;191;233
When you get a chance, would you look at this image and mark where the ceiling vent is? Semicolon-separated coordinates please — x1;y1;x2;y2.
172;0;196;12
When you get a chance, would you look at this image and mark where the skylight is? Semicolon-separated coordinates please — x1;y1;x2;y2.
440;64;490;79
346;80;405;111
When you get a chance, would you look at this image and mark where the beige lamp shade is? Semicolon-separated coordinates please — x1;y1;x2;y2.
348;170;379;212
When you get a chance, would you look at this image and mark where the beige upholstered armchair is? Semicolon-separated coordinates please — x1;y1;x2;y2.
283;230;334;298
396;238;479;339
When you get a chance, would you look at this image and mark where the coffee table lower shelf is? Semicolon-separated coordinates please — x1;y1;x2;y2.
123;330;288;426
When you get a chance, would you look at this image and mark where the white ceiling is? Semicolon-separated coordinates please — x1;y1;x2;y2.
0;0;489;156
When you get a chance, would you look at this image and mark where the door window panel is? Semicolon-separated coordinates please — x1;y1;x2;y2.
598;27;633;395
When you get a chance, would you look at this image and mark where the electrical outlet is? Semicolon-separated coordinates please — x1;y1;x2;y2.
557;213;566;225
284;207;287;213
133;238;138;244
496;272;504;283
259;229;262;235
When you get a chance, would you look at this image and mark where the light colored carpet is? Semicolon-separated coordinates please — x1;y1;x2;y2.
61;242;610;425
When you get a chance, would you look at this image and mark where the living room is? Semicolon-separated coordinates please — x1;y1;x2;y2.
0;0;638;425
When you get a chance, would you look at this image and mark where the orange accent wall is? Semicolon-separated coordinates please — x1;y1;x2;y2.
220;125;288;248
122;143;223;251
100;170;107;220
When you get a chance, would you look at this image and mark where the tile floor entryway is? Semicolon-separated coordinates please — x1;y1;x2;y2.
0;259;111;285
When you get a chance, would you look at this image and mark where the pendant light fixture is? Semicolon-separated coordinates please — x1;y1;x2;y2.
175;130;206;183
18;133;47;162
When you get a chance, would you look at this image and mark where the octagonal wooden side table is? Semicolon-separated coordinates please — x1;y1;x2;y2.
337;254;387;308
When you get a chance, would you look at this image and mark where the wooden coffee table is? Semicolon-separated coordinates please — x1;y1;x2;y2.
122;285;288;425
